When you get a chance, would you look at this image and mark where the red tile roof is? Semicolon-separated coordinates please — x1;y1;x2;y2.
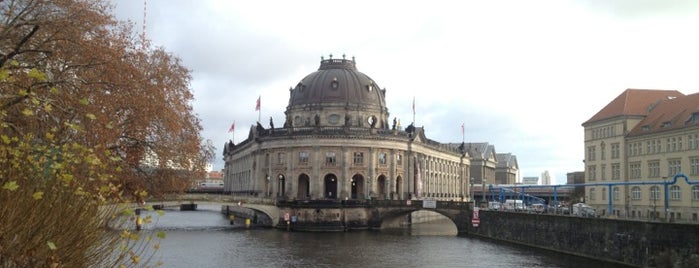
627;92;699;136
583;89;684;125
207;171;223;179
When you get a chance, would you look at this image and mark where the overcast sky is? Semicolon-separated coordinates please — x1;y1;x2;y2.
113;0;699;184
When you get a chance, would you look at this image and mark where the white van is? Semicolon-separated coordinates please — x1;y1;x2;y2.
504;199;524;211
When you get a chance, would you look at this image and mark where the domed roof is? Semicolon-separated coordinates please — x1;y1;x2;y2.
287;56;386;109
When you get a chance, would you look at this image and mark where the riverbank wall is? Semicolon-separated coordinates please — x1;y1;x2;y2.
469;210;699;268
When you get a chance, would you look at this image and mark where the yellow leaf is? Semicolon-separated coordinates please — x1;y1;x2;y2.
86;113;96;120
61;173;73;183
156;231;167;239
47;241;57;250
44;103;52;112
28;68;47;81
2;181;19;191
45;132;54;140
21;109;33;116
79;98;88;105
1;135;10;144
50;87;59;94
18;89;28;96
33;191;44;200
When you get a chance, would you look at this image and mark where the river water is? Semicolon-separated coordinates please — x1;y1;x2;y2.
138;204;622;268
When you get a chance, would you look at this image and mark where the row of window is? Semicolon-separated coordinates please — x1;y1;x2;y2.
268;151;402;166
589;185;699;201
586;142;621;161
588;133;699;160
590;125;617;140
589;158;699;180
586;163;622;180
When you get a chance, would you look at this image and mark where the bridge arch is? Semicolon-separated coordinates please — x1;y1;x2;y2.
370;203;470;234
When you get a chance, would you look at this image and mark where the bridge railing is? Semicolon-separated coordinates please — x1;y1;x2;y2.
275;199;472;209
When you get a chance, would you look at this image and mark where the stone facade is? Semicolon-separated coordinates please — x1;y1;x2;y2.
223;57;475;202
582;89;699;222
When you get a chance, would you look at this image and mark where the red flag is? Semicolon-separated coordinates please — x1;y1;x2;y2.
255;96;261;111
228;122;235;133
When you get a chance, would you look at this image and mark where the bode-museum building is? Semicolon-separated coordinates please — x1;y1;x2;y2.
222;56;475;201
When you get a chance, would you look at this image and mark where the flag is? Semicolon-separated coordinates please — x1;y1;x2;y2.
461;123;464;135
412;96;415;114
255;96;261;111
228;122;235;133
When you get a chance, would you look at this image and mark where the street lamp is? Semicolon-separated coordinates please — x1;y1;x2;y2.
470;177;475;204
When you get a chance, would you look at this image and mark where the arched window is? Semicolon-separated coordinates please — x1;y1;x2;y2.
631;186;641;200
670;185;681;200
650;186;660;200
602;188;607;200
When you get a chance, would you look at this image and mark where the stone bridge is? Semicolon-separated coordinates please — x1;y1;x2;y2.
150;194;474;232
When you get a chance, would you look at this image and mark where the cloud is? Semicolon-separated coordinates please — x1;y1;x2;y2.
112;0;699;185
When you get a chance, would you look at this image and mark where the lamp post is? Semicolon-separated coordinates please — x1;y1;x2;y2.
470;177;475;206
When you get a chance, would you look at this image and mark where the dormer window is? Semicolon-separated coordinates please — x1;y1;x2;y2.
367;81;374;92
331;78;338;89
692;112;699;124
642;125;651;131
662;121;672;128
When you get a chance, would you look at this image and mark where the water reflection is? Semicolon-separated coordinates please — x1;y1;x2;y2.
140;205;622;268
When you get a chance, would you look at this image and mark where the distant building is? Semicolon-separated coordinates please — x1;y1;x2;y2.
566;171;585;185
495;153;519;185
465;142;496;185
540;170;552;185
207;170;223;180
522;176;539;185
583;88;699;222
566;171;585;202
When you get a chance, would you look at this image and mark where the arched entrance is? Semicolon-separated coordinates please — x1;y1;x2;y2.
297;173;310;199
377;175;387;200
277;174;286;197
324;174;338;199
395;176;403;200
351;174;365;199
